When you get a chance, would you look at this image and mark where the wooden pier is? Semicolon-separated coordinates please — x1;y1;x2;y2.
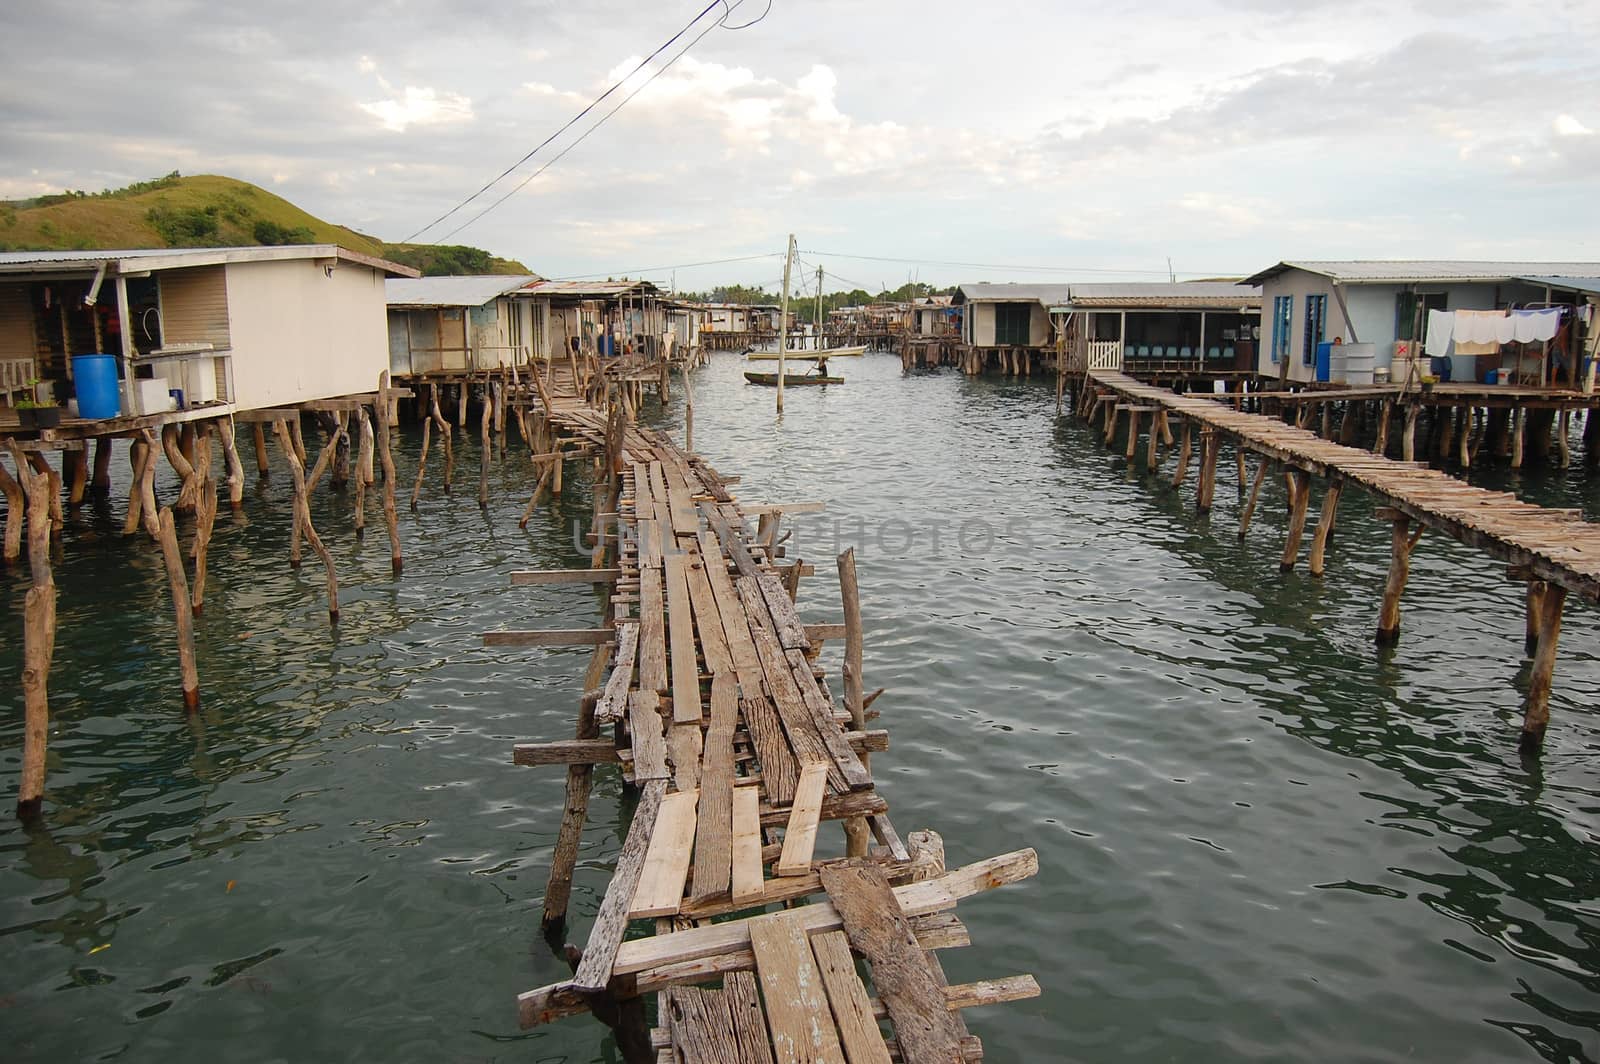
497;365;1038;1061
1081;370;1598;752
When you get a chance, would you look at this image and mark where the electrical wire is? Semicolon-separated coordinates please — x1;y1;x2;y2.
800;248;1199;277
407;0;764;243
432;1;760;243
548;252;781;281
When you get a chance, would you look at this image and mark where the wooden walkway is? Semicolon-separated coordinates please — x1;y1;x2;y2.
1084;370;1597;751
495;365;1038;1061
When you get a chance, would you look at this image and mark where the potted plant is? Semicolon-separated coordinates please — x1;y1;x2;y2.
15;380;61;430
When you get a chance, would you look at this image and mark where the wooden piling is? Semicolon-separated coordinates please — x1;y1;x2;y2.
216;417;245;509
1375;508;1422;645
14;450;56;817
0;452;22;565
376;373;403;574
1172;420;1192;489
275;419;341;623
431;384;455;494
1195;429;1219;513
1511;407;1525;469
66;449;88;507
156;508;201;711
1279;470;1311;571
1374;400;1392;456
1402;404;1419;463
1125;409;1141;461
1238;455;1268;539
480;385;492;510
354;407;374;534
1519;582;1566;753
1307;477;1343;578
91;438;113;498
253;422;269;478
837;548;869;858
542;639;611;936
1557;410;1572;469
191;431;217;617
411;417;433;511
1524;580;1545;657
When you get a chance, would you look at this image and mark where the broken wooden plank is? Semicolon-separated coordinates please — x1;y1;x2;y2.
513;738;620;767
483;628;610;647
629;690;670;782
776;762;829;877
663;552;703;725
639;567;668;692
570;778;667;993
668;722;703;792
594;622;639;727
749;910;847;1064
820;860;967;1062
724;970;779;1064
868;975;1041;1019
630;788;699;919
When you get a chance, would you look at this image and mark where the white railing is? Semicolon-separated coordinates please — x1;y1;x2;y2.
1086;340;1123;371
1;358;35;404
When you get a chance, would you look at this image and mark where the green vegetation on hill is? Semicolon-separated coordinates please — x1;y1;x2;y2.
0;173;529;275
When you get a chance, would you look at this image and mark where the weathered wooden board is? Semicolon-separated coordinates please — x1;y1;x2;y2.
811;930;894;1064
724;970;779;1064
820;860;966;1062
513;738;620;767
668;722;703;791
510;568;622;585
629;690;669;782
663;552;703;725
749;910;847;1064
731;784;765;905
639;567;668;693
776;762;830;877
683;549;735;677
594;623;639;727
571;779;667;993
630;788;699;918
691;673;739;904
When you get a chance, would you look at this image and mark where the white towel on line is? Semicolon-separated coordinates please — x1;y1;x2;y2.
1512;308;1561;343
1425;309;1454;357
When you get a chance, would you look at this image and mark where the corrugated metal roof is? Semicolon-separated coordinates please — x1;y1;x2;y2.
386;274;541;308
1516;275;1600;296
953;283;1075;304
525;279;661;298
0;245;418;277
1243;260;1600;286
1059;282;1261;310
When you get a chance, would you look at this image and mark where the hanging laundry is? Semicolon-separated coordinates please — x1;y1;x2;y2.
1452;309;1502;354
1494;314;1518;344
1425;308;1455;356
1511;307;1562;343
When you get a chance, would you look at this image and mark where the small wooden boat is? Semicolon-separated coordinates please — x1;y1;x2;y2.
744;370;843;386
744;345;866;362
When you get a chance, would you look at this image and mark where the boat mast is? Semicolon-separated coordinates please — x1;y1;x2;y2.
776;233;795;414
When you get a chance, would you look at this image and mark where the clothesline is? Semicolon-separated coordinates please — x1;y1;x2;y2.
1424;306;1567;357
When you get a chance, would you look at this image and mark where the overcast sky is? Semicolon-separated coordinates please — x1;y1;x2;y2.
3;0;1598;291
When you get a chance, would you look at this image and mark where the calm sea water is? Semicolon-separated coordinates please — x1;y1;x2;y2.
2;355;1597;1062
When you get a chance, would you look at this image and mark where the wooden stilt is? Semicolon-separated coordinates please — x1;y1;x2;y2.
190;431;217;616
410;417;433;511
1172;420;1193;488
1375;509;1422;645
275;420;340;623
1402;403;1419;463
1557;410;1572;468
66;449;88;506
1125;409;1141;461
1234;446;1246;495
1524;580;1546;657
1511;407;1525;469
431;385;455;494
1374;400;1392;455
354;408;374;535
1519;582;1566;753
91;438;113;498
0;452;22;565
330;412;351;489
136;431;160;538
1458;406;1472;469
520;462;554;529
13;445;56;817
1279;470;1311;571
156;507;201;710
216;418;245;509
457;381;468;429
1146;413;1161;472
1159;410;1175;446
376;374;403;574
837;549;869;858
480;385;492;509
289;415;308;466
1239;456;1268;539
1307;478;1343;578
26;453;63;532
542;640;610;936
1196;430;1218;512
253;422;269;478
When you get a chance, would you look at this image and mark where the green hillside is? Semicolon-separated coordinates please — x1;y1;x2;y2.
0;173;530;275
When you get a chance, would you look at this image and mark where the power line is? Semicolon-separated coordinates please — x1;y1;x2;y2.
407;1;761;243
548;252;782;281
433;2;756;243
799;248;1227;277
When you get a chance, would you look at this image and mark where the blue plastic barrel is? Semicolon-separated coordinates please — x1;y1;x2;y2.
72;353;121;419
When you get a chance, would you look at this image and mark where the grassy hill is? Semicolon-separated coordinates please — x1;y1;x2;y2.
0;173;530;275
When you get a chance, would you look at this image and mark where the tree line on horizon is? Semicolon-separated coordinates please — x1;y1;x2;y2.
676;280;954;311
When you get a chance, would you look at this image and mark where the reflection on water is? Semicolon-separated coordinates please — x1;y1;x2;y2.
2;356;1598;1063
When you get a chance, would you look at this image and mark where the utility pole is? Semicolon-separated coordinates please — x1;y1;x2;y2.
815;264;824;351
776;233;795;414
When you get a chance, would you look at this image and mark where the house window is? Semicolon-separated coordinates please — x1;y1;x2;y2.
994;303;1032;346
1272;295;1293;364
1302;294;1326;366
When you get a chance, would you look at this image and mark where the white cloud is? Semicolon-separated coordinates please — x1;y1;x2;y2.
359;86;473;133
1554;114;1591;136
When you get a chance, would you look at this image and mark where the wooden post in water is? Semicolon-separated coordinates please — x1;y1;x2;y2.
1401;404;1419;463
190;429;217;617
0;451;22;565
91;438;113;498
1239;455;1268;539
375;373;403;574
1124;409;1141;461
155;506;200;710
1375;507;1423;645
1520;580;1566;753
274;419;340;624
542;639;612;937
1524;579;1545;657
1278;469;1311;571
431;385;455;494
837;549;869;858
1556;410;1572;468
776;233;795;415
216;417;245;509
479;384;492;510
1195;429;1219;512
66;449;88;507
14;446;56;818
253;422;269;478
1307;477;1343;578
1172;419;1193;488
682;362;695;453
